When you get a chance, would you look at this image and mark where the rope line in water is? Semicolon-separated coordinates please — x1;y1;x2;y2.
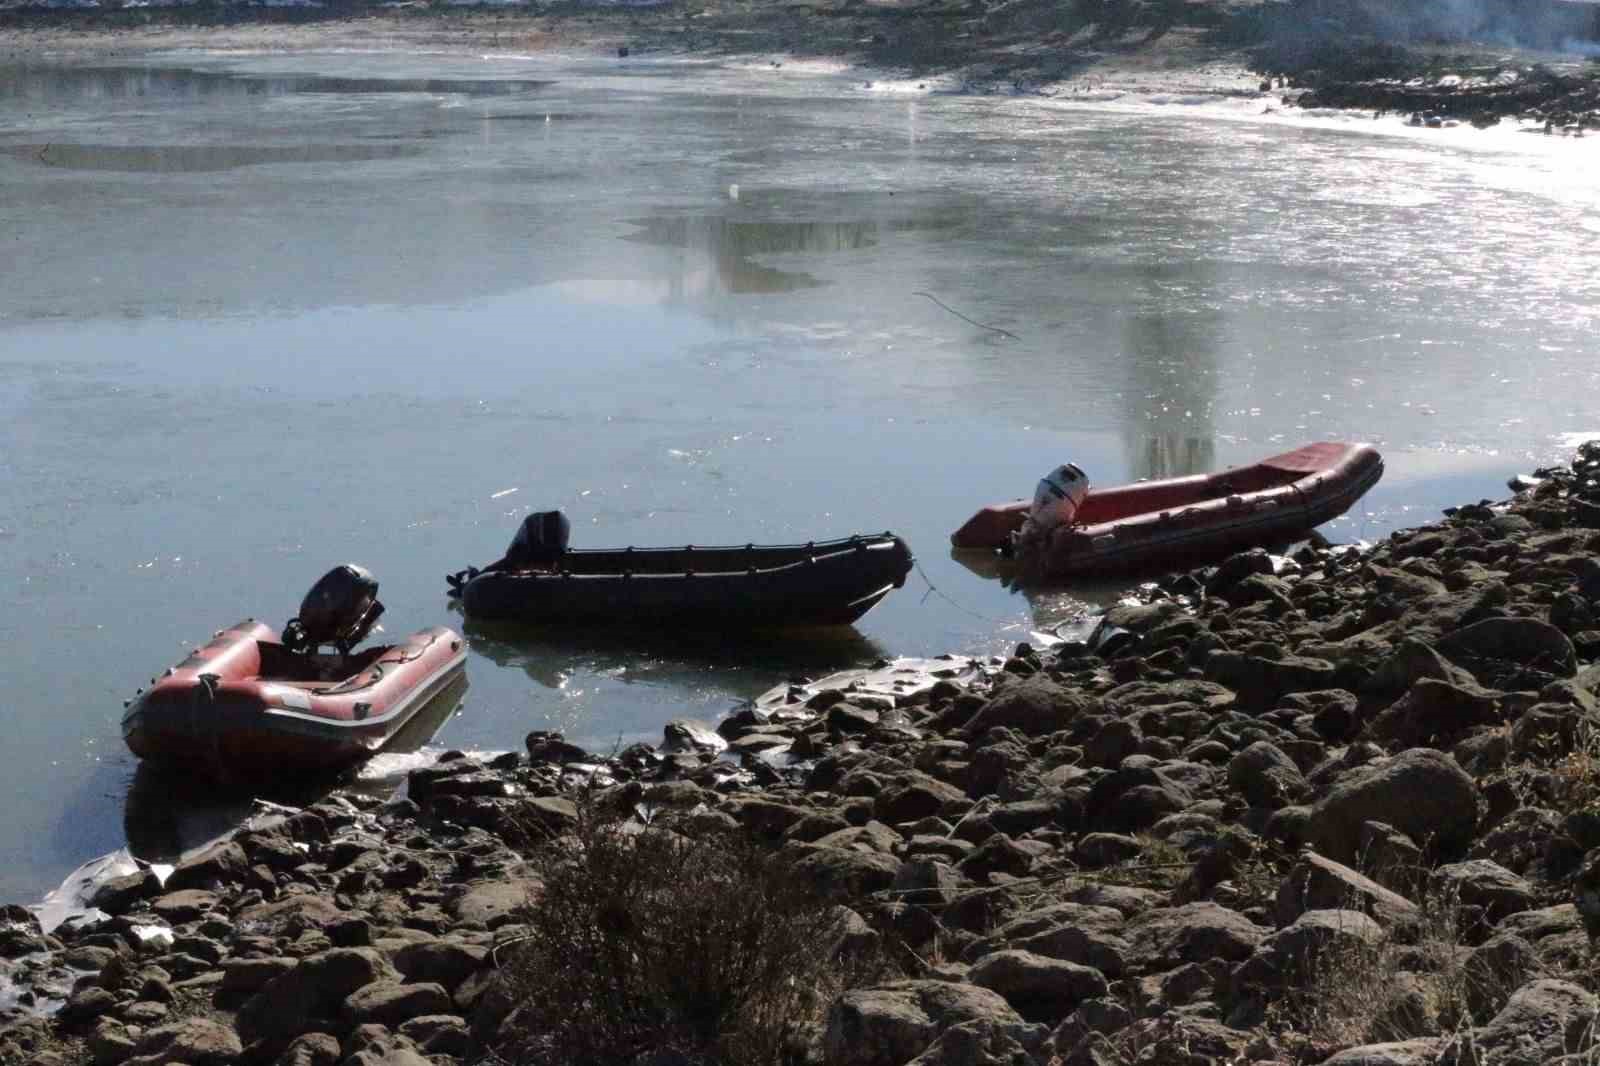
914;559;1004;624
913;291;1020;341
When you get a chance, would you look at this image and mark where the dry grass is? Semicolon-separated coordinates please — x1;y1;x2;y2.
491;802;870;1066
1552;722;1600;816
1264;881;1541;1050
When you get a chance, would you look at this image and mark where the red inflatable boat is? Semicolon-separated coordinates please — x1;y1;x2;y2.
122;566;467;779
951;441;1384;579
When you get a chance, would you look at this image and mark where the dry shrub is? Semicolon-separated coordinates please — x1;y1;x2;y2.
1267;882;1534;1048
1552;720;1600;815
495;804;864;1066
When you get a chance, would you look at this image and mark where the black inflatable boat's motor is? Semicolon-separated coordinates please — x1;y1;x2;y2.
283;564;385;655
506;510;571;567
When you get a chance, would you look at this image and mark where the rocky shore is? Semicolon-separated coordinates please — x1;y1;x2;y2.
8;442;1600;1065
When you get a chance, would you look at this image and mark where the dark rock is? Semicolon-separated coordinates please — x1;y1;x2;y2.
1444;616;1577;673
1466;978;1598;1062
1307;748;1481;863
958;834;1044;881
1205;650;1336;710
272;1032;341;1066
89;868;162;914
1365;638;1481;696
792;847;900;902
525;730;589;764
902;1019;1036;1066
1226;741;1310;808
344;981;452;1027
130;1017;243;1063
1369;677;1504;748
397;1014;469;1057
1124;902;1265;973
1463;933;1540;1019
661;718;727;755
221;957;299;998
58;985;118;1029
1073;833;1143;869
1083;764;1194;833
164;840;250;892
1430;859;1536;923
393;940;487;990
1274;851;1420;930
1470;806;1566;878
821;980;1042;1066
1319;1038;1448;1064
1205;549;1275;595
967;950;1108;1023
236;947;399;1043
1231;909;1384;996
961;675;1086;738
875;774;966;825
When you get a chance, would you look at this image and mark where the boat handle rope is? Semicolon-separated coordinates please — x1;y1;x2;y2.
324;664;383;695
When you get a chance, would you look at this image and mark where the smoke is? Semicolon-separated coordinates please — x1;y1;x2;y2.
1329;0;1600;53
1562;35;1600;56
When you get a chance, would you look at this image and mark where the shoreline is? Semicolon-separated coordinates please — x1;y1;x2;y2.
7;443;1600;1064
6;1;1600;128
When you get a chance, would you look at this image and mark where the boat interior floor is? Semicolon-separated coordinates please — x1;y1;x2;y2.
1075;463;1303;525
256;642;388;685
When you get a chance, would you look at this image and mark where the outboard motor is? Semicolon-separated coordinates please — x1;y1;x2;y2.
282;564;385;655
1027;463;1091;533
1014;463;1092;564
505;510;571;569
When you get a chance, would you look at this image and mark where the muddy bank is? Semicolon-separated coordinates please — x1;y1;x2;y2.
9;442;1600;1064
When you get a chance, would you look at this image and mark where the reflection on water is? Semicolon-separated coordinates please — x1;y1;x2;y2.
947;546;1139;631
0;65;549;102
1121;262;1223;481
465;616;887;694
120;673;468;864
625;217;878;294
1137;434;1218;480
13;142;420;173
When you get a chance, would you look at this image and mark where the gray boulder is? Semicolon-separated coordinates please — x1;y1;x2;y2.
968;949;1109;1023
821;980;1043;1066
1275;851;1420;930
961;675;1086;738
1307;748;1481;863
1369;678;1503;749
1231;909;1384;996
1319;1039;1448;1065
1124;902;1265;973
1227;741;1310;808
1430;860;1536;923
903;1020;1036;1066
1464;978;1598;1063
1438;617;1577;679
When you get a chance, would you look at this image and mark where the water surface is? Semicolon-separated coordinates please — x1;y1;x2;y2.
2;53;1597;901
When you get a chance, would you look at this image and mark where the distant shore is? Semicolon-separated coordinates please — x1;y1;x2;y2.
7;0;1600;130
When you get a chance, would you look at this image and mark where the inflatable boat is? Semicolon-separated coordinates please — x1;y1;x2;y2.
449;520;914;628
951;442;1384;579
122;566;467;779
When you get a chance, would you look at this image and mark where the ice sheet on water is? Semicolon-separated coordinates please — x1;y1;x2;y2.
31;849;143;934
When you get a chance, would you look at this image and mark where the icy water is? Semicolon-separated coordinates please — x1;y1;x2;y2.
2;52;1598;902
